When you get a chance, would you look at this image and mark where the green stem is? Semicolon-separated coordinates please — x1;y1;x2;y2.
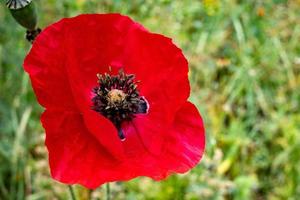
68;185;77;200
106;183;110;200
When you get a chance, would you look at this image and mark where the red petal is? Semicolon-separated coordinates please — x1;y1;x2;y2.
160;102;205;175
23;19;78;110
59;14;189;118
122;111;167;156
59;14;190;157
120;102;205;180
63;14;138;112
122;29;190;122
42;109;129;188
82;110;125;160
41;102;205;188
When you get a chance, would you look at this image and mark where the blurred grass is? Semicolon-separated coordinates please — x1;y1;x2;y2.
0;0;300;199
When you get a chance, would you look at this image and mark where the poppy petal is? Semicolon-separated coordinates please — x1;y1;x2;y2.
120;102;205;179
123;112;167;156
23;19;78;110
60;14;189;118
122;29;190;122
161;102;205;174
42;109;128;188
63;14;137;112
82;110;125;160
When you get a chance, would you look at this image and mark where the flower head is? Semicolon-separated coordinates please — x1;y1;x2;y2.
23;14;205;189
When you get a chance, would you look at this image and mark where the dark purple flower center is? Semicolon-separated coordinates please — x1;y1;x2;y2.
92;70;148;140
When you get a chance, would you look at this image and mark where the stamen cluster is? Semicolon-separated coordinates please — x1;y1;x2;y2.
92;70;148;138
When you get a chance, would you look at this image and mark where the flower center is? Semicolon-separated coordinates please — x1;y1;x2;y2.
92;70;149;140
107;89;126;104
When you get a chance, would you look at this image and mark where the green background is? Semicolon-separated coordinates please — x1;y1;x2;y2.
0;0;300;199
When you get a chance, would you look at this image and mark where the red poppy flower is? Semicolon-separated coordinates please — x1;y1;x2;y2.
23;14;205;189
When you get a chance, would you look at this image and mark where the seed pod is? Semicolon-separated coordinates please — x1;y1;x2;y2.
6;0;37;30
6;0;32;9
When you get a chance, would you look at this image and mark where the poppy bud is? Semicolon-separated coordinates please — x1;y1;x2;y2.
6;0;41;42
6;0;37;30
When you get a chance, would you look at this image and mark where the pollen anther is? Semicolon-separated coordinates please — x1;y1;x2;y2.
107;89;126;104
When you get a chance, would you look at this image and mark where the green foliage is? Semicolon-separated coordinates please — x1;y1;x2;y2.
0;0;299;199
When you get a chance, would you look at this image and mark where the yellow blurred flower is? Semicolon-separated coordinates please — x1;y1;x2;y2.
257;6;265;17
203;0;220;16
